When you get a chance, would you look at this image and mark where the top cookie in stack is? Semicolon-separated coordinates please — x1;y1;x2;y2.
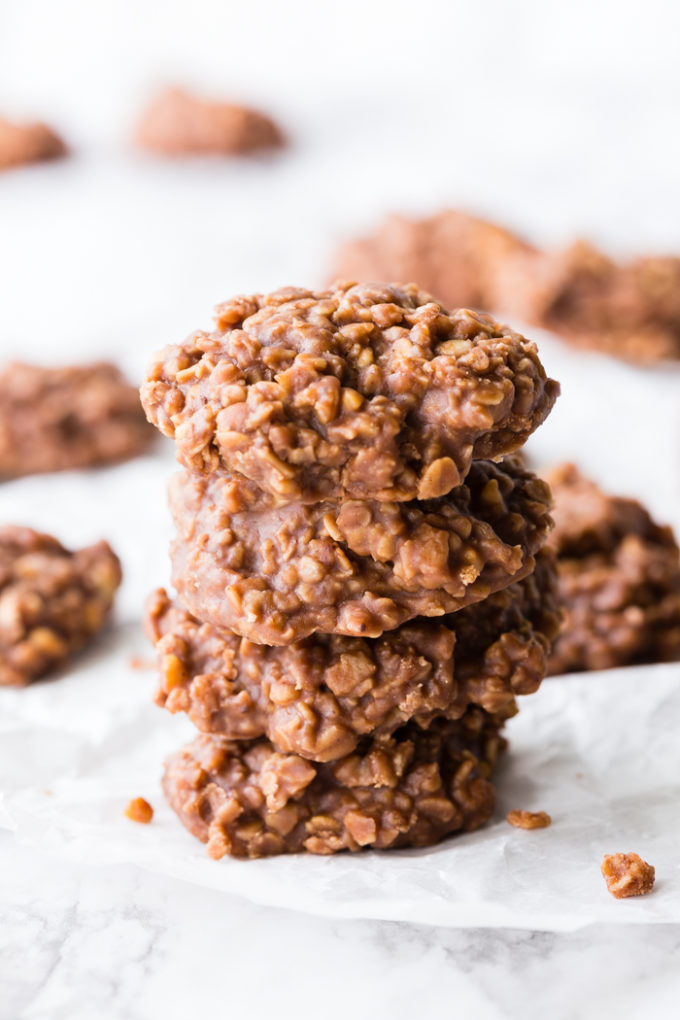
141;282;560;859
142;281;558;503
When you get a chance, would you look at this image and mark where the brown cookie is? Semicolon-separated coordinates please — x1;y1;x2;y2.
135;88;284;156
513;241;680;363
0;362;154;478
0;526;122;686
0;116;66;171
330;210;536;315
162;706;506;858
547;464;680;674
147;551;559;761
168;457;554;644
141;281;559;503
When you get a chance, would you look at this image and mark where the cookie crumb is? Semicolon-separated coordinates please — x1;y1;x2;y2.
601;852;655;899
128;655;155;671
506;809;552;829
125;797;154;824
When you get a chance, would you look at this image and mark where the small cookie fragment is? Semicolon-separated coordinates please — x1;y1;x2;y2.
601;852;655;899
168;456;554;644
0;525;122;686
0;361;154;478
0;116;67;171
141;281;559;504
506;809;551;829
125;798;154;824
547;464;680;674
136;87;284;156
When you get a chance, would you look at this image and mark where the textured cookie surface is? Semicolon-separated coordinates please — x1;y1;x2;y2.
0;362;154;478
162;707;505;858
169;457;554;644
547;464;680;673
0;526;122;686
147;551;559;761
142;281;558;503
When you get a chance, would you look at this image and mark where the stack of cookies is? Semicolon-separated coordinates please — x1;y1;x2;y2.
141;282;560;859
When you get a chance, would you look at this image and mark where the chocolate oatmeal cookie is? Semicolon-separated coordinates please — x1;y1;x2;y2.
147;551;559;761
0;362;154;478
162;707;505;858
547;464;680;674
141;282;558;503
0;116;67;170
136;88;284;156
330;210;535;316
0;526;122;686
168;457;554;644
516;241;680;363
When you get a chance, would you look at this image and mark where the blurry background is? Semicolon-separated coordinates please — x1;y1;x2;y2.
2;0;680;373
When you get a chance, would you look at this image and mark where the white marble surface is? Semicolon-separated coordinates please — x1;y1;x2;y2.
3;0;680;1014
3;828;680;1020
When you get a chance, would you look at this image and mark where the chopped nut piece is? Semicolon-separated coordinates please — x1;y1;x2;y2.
601;852;655;899
125;798;154;824
506;809;552;830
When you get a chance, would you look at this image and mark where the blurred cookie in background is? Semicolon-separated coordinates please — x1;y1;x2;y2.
0;361;155;479
135;87;285;156
330;209;534;316
0;115;67;170
546;463;680;674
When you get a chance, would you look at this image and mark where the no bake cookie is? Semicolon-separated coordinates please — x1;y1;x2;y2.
0;116;66;171
0;361;154;478
547;464;680;674
330;210;534;316
141;282;558;503
0;525;121;686
162;707;505;858
136;88;284;156
147;551;559;761
168;456;554;644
